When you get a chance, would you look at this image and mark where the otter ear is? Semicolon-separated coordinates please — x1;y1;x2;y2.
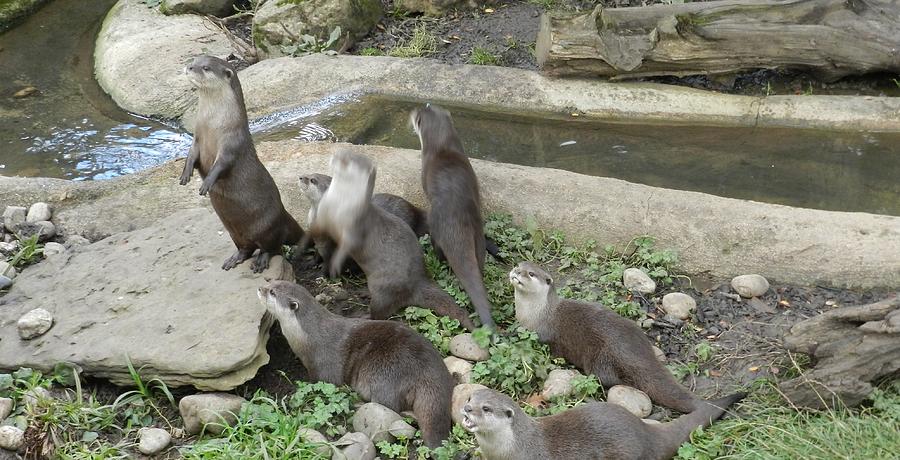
224;68;234;79
545;276;553;285
289;300;300;311
504;408;514;418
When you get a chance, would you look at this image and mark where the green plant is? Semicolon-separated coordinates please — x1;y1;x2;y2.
287;381;357;437
892;78;900;89
280;26;343;57
359;47;384;56
472;327;564;398
469;47;500;66
112;356;176;430
401;307;465;354
8;234;43;267
389;24;437;58
416;425;476;460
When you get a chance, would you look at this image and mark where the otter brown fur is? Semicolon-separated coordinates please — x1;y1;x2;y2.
411;104;495;329
510;261;701;413
179;55;303;273
302;150;476;330
462;388;744;460
260;280;453;448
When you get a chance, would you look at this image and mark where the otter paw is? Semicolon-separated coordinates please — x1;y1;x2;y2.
179;172;191;185
251;253;271;273
198;183;210;196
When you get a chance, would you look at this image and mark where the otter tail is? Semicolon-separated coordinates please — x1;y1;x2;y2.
653;392;746;459
413;378;452;449
413;283;477;331
642;372;701;414
438;236;495;329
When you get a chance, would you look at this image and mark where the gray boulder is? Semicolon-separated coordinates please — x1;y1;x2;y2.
606;385;652;418
0;426;24;452
25;202;51;223
334;432;376;460
0;208;280;390
2;206;25;233
138;427;172;455
0;397;13;421
253;0;383;56
160;0;235;16
661;292;696;320
179;393;246;435
449;333;489;361
298;428;332;458
623;267;656;294
351;402;403;444
443;356;473;384
541;368;581;400
17;220;55;241
731;274;770;298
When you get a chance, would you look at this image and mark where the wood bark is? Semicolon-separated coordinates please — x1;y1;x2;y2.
535;0;900;81
779;295;900;409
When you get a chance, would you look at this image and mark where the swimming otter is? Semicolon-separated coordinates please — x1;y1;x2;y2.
510;261;702;413
411;104;495;329
302;150;476;330
179;55;303;273
462;388;744;460
260;280;453;448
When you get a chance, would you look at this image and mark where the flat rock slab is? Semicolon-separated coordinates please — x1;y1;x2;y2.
0;208;275;390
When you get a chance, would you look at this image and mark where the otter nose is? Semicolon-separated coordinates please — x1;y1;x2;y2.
463;404;472;413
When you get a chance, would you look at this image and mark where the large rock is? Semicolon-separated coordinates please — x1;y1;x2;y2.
160;0;235;16
0;208;282;390
179;393;246;435
253;0;383;56
334;432;376;460
0;426;24;452
25;202;51;223
731;274;770;298
351;402;403;444
94;0;235;120
2;206;26;233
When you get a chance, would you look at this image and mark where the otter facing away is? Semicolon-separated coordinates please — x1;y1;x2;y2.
259;280;454;448
179;55;303;273
510;261;706;413
462;388;744;460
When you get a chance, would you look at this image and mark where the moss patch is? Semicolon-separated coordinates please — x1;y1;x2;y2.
0;0;50;32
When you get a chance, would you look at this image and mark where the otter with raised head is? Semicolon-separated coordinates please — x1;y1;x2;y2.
461;388;744;460
260;280;453;448
411;104;495;329
302;150;476;330
510;261;702;413
179;55;303;273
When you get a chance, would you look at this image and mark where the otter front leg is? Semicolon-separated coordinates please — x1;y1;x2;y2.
223;247;254;270
179;142;200;185
250;251;271;273
198;150;235;196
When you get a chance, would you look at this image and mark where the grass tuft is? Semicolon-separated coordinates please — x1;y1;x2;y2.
468;47;501;66
388;24;437;58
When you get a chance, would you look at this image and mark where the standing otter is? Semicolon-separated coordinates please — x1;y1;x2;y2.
510;261;702;413
179;55;303;272
260;280;453;448
303;150;476;330
411;104;495;329
462;388;744;460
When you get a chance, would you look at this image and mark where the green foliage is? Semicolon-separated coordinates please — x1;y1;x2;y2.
7;233;43;267
359;47;384;56
377;435;412;459
415;425;476;460
389;24;437;58
472;327;564;398
400;306;465;354
287;381;357;437
468;47;500;66
280;26;343;57
527;374;603;417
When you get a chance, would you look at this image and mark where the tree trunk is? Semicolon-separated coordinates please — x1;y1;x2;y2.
779;295;900;409
535;0;900;81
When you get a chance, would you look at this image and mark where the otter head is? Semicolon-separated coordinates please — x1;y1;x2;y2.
509;261;554;298
257;280;321;336
185;55;236;91
298;173;331;204
462;389;519;446
330;150;374;181
409;104;463;154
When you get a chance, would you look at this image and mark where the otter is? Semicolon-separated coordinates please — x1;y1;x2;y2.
510;261;703;413
410;104;495;329
260;280;453;448
179;55;303;273
302;150;476;330
462;388;744;460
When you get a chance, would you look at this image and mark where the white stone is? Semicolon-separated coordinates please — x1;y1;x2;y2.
0;426;25;452
18;308;54;340
0;276;11;290
42;242;66;257
26;202;52;223
138;427;172;455
334;432;376;460
351;402;403;444
652;345;666;363
450;383;488;425
731;274;770;298
179;393;246;435
0;261;15;279
607;385;652;418
0;398;13;421
387;419;417;440
0;241;18;256
623;268;656;294
2;206;26;233
542;369;582;400
449;333;490;362
298;427;332;458
444;356;473;384
661;292;696;320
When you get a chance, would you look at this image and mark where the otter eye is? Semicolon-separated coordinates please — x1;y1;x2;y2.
310;178;317;185
504;409;513;418
482;406;491;413
528;271;535;277
289;301;299;311
202;65;210;71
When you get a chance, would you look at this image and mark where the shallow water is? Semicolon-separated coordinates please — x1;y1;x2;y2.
257;95;900;216
0;0;190;180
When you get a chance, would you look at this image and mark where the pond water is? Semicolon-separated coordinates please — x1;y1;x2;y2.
1;2;898;218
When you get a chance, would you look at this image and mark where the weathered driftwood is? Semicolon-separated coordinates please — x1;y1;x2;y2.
535;0;900;81
780;295;900;409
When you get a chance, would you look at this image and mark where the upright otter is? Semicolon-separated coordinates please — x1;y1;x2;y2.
510;261;701;413
179;55;303;272
303;150;476;330
260;280;453;448
462;388;744;460
411;104;495;329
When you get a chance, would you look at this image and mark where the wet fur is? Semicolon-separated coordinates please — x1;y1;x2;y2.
179;55;303;273
411;104;495;329
260;281;453;448
511;261;699;413
463;388;744;460
303;151;476;330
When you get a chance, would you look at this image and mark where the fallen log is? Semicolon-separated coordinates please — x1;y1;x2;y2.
779;294;900;409
535;0;900;81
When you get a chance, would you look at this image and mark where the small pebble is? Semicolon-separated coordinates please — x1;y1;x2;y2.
335;432;376;460
541;369;581;400
444;356;474;384
661;292;696;320
0;261;15;279
18;308;54;340
352;402;403;444
179;393;246;435
298;428;331;457
607;385;652;418
25;202;52;223
138;427;171;455
731;274;770;298
449;333;490;361
0;275;12;290
0;397;13;421
0;426;25;451
1;206;26;233
42;242;66;257
623;268;656;294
